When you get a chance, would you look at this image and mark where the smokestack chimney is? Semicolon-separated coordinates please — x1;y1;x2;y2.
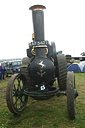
29;5;46;41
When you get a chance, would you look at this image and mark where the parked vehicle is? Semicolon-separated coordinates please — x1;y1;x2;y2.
5;60;22;76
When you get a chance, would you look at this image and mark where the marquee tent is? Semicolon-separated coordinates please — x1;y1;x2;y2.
68;63;81;72
68;61;85;72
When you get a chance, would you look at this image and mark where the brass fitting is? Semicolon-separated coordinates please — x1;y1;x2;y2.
29;5;46;11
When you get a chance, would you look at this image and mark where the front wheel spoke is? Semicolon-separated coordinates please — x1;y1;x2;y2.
18;80;23;90
13;96;20;107
16;79;20;90
19;96;23;106
19;96;22;105
13;84;16;90
20;96;25;105
18;78;20;84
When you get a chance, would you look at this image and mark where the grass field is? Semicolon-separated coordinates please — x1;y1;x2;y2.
0;77;9;90
0;73;85;128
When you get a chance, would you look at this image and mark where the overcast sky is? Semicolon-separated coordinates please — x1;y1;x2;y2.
0;0;85;59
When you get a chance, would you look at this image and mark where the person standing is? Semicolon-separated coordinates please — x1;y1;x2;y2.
0;63;2;80
1;64;5;80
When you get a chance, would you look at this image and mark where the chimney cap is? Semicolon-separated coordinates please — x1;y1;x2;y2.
29;5;46;11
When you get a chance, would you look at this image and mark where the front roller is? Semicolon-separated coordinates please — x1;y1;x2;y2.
6;73;28;114
66;72;78;119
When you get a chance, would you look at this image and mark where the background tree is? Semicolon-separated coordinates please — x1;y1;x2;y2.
81;52;85;56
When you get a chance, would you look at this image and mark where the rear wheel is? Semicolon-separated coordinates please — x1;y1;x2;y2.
66;72;76;119
57;54;67;91
6;73;28;114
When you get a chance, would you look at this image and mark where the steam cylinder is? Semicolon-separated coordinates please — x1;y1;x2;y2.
29;5;46;41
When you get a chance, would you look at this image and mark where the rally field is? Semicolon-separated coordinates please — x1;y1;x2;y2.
0;73;85;128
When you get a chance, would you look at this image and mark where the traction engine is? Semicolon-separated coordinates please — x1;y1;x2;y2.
6;5;78;119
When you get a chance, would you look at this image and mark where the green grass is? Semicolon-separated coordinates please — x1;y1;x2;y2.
0;77;9;90
0;73;85;128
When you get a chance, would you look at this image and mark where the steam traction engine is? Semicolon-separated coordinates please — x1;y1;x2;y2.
6;5;78;119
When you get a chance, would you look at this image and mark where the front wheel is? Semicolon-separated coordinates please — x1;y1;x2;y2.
6;73;28;114
66;72;76;119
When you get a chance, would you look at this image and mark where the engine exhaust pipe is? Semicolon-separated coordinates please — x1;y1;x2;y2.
29;5;46;41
